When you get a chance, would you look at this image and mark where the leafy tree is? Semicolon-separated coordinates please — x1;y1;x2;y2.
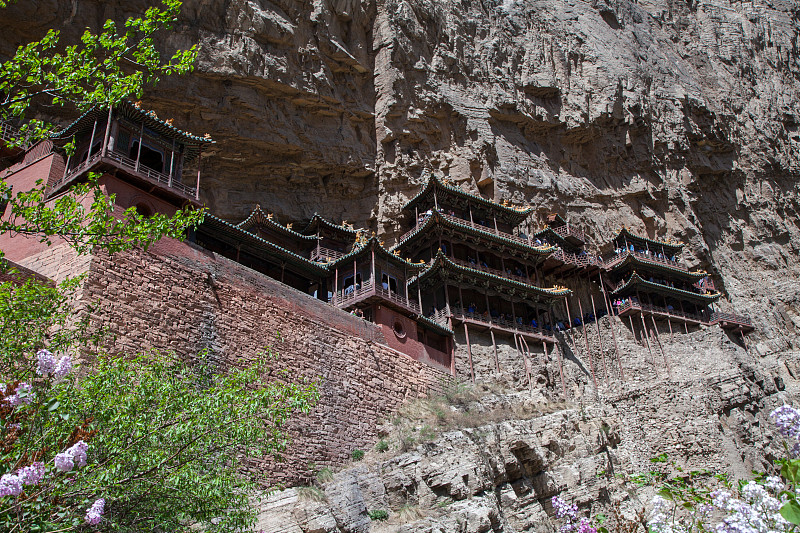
0;2;319;531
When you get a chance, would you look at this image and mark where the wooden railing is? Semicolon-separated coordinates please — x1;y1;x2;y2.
443;306;555;340
0;122;22;146
709;311;752;328
53;149;197;198
616;299;707;323
448;256;532;284
398;211;550;252
604;249;685;271
310;245;345;263
552;224;586;243
551;249;604;269
332;278;421;314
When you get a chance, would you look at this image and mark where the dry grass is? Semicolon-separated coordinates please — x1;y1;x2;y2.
296;485;327;502
397;504;424;522
381;383;572;455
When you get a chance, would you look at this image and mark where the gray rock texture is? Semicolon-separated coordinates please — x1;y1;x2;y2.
3;0;800;530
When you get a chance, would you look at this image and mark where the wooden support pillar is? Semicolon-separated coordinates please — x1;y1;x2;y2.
101;105;113;157
576;296;597;389
667;319;674;342
640;312;656;375
554;342;567;400
518;335;532;392
371;249;376;286
169;138;176;187
493;215;499;234
195;152;202;200
651;315;671;378
628;315;638;343
135;120;144;172
490;328;499;374
589;292;607;383
87;119;98;167
417;284;423;314
463;323;475;383
334;267;339;304
280;262;286;284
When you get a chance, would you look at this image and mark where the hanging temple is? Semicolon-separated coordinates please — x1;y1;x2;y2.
0;103;754;381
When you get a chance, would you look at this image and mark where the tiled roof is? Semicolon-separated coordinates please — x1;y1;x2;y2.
611;272;720;304
236;205;316;242
402;174;533;224
611;228;684;252
409;250;571;300
303;213;359;236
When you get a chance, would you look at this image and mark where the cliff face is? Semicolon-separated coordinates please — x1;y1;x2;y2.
5;0;797;348
3;0;800;528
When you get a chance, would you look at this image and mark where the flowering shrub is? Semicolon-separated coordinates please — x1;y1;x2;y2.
643;405;800;533
552;496;601;533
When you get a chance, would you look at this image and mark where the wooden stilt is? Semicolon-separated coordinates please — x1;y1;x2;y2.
490;328;499;374
598;272;623;380
519;336;533;392
668;319;674;342
555;342;567;400
463;323;475;383
640;313;656;375
576;297;597;389
590;292;607;383
651;315;671;378
628;315;638;343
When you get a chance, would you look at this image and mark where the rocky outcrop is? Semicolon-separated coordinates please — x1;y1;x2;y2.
255;323;799;532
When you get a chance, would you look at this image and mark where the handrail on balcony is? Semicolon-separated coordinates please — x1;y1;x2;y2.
604;249;686;271
710;311;752;327
310;245;345;263
552;224;586;243
446;305;555;339
332;278;420;314
448;256;532;284
51;149;197;198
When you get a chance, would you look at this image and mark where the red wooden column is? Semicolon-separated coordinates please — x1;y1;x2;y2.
589;292;608;382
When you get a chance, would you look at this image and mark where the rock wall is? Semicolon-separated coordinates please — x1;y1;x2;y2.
69;238;449;484
4;0;797;349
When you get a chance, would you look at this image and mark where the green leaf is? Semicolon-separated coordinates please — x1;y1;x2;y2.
781;500;800;525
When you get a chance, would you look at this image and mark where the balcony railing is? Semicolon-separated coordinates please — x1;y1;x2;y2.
552;224;586;243
550;249;604;269
448;256;533;284
616;299;707;323
441;305;555;340
604;249;686;272
310;245;345;263
709;311;752;328
398;211;550;252
51;149;197;199
332;278;421;314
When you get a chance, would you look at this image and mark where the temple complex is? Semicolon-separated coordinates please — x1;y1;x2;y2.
0;103;755;383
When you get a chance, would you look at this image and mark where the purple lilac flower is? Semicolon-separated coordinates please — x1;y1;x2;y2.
576;517;597;533
54;440;89;472
770;405;800;440
0;473;23;497
54;355;73;379
36;349;56;376
54;452;74;472
5;382;33;406
68;440;88;468
552;496;578;520
84;498;105;525
17;462;44;486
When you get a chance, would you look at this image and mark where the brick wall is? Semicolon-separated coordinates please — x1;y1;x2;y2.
79;238;448;484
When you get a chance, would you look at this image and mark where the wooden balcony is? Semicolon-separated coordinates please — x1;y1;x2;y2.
709;311;753;331
604;249;686;272
616;299;707;325
448;256;533;285
432;306;556;343
552;224;586;244
49;149;198;201
310;245;345;263
332;278;421;315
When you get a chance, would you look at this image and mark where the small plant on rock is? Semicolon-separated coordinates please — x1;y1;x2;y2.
368;509;389;521
316;467;334;483
376;439;389;453
351;449;365;461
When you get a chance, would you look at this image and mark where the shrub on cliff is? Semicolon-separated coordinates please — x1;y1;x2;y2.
0;1;319;530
